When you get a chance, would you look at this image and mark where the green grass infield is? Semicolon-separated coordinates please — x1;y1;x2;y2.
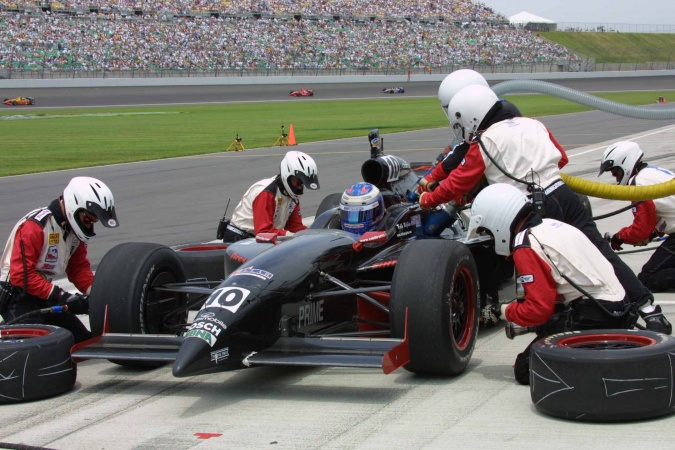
1;90;673;177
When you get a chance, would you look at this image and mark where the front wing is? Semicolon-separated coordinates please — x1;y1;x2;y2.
71;311;410;375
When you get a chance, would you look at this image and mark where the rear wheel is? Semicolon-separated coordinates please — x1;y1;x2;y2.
0;325;76;403
531;329;675;421
89;242;188;368
390;240;479;375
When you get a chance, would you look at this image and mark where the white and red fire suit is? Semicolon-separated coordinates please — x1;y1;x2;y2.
229;176;306;237
0;206;92;299
421;116;568;207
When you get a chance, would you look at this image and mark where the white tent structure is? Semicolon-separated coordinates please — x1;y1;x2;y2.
508;11;557;31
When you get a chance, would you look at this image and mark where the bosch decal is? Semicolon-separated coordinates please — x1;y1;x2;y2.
204;287;251;313
231;267;273;280
188;321;222;337
211;348;230;364
299;300;324;327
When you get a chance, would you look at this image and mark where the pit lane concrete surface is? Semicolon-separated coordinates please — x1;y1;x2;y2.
1;79;675;449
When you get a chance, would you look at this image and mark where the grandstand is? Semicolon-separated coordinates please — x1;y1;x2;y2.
0;0;582;78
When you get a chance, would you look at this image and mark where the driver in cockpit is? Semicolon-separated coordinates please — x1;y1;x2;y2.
338;182;385;235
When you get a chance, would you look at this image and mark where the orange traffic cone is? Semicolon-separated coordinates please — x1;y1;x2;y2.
288;123;297;146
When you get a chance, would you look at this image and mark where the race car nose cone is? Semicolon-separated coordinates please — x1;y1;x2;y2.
172;336;212;377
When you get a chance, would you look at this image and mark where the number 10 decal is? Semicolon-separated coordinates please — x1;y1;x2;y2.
204;287;251;313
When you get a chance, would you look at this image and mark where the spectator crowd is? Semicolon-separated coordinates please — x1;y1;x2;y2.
0;0;580;73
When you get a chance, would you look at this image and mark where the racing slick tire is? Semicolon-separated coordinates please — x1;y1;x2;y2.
172;243;229;310
530;329;675;422
89;243;188;368
390;240;479;375
0;325;76;403
309;92;314;96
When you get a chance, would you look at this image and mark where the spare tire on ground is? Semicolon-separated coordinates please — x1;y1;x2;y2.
530;329;675;422
0;325;76;403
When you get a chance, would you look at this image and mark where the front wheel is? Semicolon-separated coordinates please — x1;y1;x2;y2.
390;240;479;375
531;329;675;421
89;242;188;368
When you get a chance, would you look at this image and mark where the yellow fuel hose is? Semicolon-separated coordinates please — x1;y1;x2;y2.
561;173;675;201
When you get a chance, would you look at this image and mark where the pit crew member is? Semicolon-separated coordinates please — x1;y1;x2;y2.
599;141;675;319
223;151;319;242
0;177;119;342
468;183;635;385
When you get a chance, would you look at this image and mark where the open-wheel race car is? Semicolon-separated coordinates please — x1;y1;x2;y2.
2;96;35;106
67;130;496;381
382;86;405;94
289;89;314;97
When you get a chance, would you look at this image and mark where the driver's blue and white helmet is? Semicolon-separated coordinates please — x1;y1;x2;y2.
339;182;385;235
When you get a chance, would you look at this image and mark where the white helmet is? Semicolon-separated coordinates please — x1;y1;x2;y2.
598;141;644;186
63;177;119;242
280;151;319;201
438;69;489;120
448;84;499;143
466;183;530;256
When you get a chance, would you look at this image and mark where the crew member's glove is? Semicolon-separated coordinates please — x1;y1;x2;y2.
48;286;72;306
47;287;90;314
418;192;430;208
64;293;90;315
417;176;438;194
609;232;623;251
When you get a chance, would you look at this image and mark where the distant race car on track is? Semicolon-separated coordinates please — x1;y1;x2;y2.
2;96;35;106
382;87;405;94
289;89;314;97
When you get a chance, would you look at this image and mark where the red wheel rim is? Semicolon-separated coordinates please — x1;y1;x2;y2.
451;265;476;351
1;328;51;339
556;333;657;349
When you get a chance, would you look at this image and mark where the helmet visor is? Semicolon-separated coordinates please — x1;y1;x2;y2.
598;159;615;177
86;200;119;228
339;202;380;224
294;171;319;190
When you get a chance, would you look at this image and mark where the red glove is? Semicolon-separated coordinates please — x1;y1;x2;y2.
417;176;438;194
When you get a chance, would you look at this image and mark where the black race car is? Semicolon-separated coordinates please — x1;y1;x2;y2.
67;131;499;383
382;87;405;94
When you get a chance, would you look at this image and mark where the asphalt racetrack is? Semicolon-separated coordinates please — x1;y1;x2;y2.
1;77;675;449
